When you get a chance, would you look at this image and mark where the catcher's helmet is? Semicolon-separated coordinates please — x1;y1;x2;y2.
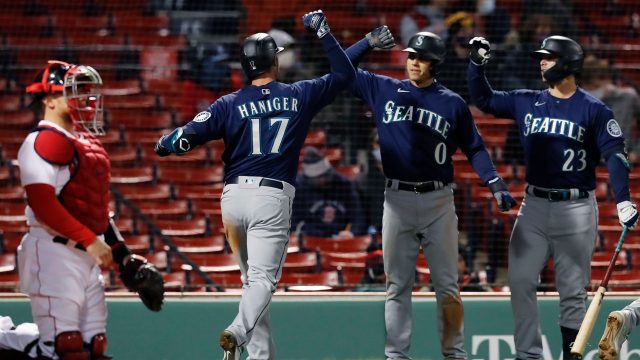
240;33;283;80
26;60;104;135
402;32;446;75
531;35;584;83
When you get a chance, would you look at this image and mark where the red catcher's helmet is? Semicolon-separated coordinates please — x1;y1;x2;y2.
26;60;105;135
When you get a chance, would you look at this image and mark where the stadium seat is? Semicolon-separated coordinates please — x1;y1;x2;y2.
279;271;340;292
0;95;23;112
185;253;239;273
302;235;373;253
107;109;174;131
174;184;223;200
304;128;326;148
156;166;224;185
142;146;211;167
321;251;367;272
124;234;151;254
111;166;155;184
335;164;361;180
108;147;140;167
0;272;20;292
130;199;191;219
114;183;172;201
101;79;143;96
0;253;16;273
167;235;225;254
105;94;159;110
155;217;211;237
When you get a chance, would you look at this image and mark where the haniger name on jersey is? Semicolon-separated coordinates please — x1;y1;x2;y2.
237;96;300;119
523;113;586;143
383;100;450;139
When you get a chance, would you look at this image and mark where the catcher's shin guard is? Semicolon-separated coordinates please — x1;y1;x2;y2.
55;331;89;360
89;333;112;360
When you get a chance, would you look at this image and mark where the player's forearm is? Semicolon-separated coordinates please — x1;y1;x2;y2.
25;183;97;247
321;33;356;84
467;148;499;184
158;124;205;155
345;38;371;67
104;217;132;265
606;153;632;203
467;61;495;113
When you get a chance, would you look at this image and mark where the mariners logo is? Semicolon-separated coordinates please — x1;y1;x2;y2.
416;36;424;46
607;119;623;137
193;111;211;123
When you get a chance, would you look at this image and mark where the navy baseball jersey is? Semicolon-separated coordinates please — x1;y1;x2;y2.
346;39;498;184
468;63;626;190
159;35;354;186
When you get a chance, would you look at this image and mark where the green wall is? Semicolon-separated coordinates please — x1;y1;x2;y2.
2;294;640;360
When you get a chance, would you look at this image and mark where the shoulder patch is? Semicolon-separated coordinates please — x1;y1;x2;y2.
193;111;211;123
606;119;623;137
34;129;75;165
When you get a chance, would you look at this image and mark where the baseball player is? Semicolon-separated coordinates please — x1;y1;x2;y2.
468;35;639;359
154;10;354;360
345;28;516;359
3;60;164;360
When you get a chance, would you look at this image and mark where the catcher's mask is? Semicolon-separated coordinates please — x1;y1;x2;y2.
26;60;105;135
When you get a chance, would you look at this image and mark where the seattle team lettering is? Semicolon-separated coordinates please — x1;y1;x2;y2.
383;101;450;138
523;113;585;142
237;97;299;118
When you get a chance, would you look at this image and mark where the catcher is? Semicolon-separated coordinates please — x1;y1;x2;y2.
0;60;163;360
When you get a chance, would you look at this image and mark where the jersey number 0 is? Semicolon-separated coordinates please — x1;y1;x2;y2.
250;117;290;155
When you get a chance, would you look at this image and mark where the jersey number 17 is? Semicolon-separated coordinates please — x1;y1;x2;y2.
249;117;290;155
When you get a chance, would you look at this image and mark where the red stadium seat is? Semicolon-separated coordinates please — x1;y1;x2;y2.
111;166;155;184
142;146;211;167
174;184;223;200
0;95;23;112
335;164;361;180
115;184;172;201
0;253;16;273
185;253;239;273
108;147;139;167
304;129;326;148
105;94;159;110
107;109;173;130
279;271;341;291
303;235;373;253
124;234;151;254
155;217;211;237
0;111;36;130
167;235;225;254
0;186;25;202
131;199;191;219
0;272;20;292
156;166;223;185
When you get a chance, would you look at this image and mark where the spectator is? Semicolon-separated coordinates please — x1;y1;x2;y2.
292;146;366;238
399;0;449;46
501;14;556;90
356;129;385;232
457;253;492;292
521;0;577;39
457;0;512;45
353;243;386;292
582;55;640;163
438;11;475;102
269;19;316;83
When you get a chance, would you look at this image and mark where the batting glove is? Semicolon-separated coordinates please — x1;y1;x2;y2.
487;177;517;212
469;36;491;66
617;201;639;229
302;10;330;39
366;25;395;49
154;135;172;157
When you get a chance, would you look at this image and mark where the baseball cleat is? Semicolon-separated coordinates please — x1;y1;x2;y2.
598;311;631;360
220;330;240;360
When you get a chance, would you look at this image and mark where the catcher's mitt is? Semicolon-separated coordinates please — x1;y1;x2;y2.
120;254;164;312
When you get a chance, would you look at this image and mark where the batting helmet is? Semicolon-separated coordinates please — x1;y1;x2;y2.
240;33;284;80
531;35;584;83
402;32;446;75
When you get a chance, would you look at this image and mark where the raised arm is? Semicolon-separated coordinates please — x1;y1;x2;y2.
345;26;395;67
302;10;356;85
467;37;518;118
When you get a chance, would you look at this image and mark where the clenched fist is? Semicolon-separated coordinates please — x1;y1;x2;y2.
469;36;492;65
302;10;330;39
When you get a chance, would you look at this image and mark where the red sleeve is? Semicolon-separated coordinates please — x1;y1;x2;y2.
34;129;75;165
25;183;96;247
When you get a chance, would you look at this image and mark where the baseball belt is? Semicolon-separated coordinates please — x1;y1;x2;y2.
53;236;85;250
225;176;284;190
526;185;589;201
386;179;446;193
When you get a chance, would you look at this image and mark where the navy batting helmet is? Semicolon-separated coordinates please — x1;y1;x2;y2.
531;35;584;83
402;32;446;75
240;33;284;80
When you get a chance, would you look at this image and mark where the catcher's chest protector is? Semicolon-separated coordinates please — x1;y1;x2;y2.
34;126;111;235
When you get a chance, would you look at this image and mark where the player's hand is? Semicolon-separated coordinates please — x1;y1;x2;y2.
469;36;491;65
302;10;330;39
487;177;517;212
87;238;113;268
154;135;172;157
366;25;395;49
617;201;639;229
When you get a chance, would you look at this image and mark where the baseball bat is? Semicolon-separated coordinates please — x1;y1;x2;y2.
570;226;629;359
